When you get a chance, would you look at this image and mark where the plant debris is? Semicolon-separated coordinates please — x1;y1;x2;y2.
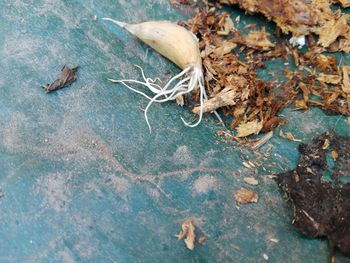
276;132;350;257
229;243;241;251
279;130;301;142
243;177;258;185
43;65;79;93
198;234;206;245
218;0;350;52
177;219;196;250
173;3;350;137
249;130;274;149
234;187;259;204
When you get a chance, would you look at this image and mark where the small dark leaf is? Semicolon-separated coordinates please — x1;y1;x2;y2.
43;65;79;93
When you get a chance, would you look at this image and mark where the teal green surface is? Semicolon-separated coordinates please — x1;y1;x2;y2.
0;1;349;262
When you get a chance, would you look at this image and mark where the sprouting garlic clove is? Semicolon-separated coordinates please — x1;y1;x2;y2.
103;19;201;70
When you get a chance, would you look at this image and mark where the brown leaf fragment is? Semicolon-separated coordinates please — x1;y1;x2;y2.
317;73;342;85
295;99;308;110
244;28;275;51
193;86;239;114
234;188;259;205
213;41;237;56
177;219;196;250
250;130;273;149
217;15;235;35
317;15;349;48
219;0;350;52
342;66;350;94
43;65;79;93
198;235;206;245
236;119;263;138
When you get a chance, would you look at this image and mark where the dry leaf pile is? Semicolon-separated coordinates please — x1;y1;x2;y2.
218;0;350;52
182;8;291;137
175;3;350;137
285;51;350;116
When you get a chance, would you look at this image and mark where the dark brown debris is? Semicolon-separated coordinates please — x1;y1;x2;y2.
276;132;350;257
43;65;79;93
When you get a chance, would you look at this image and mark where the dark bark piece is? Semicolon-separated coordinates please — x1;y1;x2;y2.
43;65;79;93
276;132;350;257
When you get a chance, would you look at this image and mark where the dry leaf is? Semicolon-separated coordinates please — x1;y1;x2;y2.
218;15;234;35
236;120;263;138
219;0;350;52
177;219;196;250
245;28;275;51
244;177;259;186
342;66;350;94
235;188;259;205
43;65;79;93
317;73;341;85
213;41;237;56
250;131;273;149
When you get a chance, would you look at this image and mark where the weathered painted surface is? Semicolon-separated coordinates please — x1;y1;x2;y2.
0;1;349;262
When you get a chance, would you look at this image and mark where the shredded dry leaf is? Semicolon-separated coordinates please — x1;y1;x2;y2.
218;0;350;52
236;119;263;137
170;1;350;138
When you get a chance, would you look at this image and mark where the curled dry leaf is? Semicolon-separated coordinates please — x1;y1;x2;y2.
43;65;79;93
234;188;259;205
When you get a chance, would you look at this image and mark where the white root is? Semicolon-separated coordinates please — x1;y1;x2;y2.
109;65;207;132
104;18;225;132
